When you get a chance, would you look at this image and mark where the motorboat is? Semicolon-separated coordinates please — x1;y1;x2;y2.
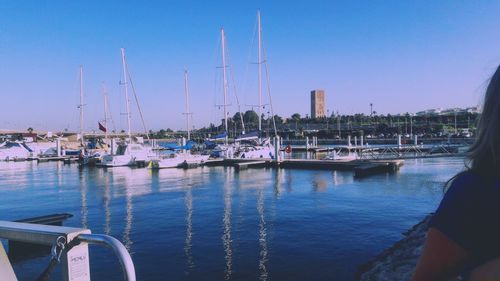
98;141;154;167
148;152;209;169
0;141;34;161
323;149;358;161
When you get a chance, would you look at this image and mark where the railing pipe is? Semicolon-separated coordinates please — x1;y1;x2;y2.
77;234;136;281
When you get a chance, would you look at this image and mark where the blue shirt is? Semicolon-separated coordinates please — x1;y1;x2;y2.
429;171;500;265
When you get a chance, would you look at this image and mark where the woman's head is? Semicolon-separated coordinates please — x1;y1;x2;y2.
469;66;500;176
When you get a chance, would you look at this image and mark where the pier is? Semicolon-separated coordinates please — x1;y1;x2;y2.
204;158;404;177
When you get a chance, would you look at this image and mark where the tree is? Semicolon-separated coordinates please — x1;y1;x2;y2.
291;113;301;130
232;112;242;123
291;113;301;121
243;110;259;125
27;127;33;134
273;115;284;125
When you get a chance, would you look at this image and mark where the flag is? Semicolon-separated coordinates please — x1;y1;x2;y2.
98;122;107;132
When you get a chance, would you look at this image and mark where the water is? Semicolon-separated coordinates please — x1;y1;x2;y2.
0;157;465;280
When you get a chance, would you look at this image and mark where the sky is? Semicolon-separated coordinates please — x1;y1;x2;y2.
1;1;499;132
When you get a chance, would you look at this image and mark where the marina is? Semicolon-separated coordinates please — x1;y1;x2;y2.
1;1;496;280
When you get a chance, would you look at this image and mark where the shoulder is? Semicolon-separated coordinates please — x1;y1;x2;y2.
444;171;485;200
429;170;494;252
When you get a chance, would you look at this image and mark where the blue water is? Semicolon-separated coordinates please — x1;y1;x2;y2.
0;157;465;280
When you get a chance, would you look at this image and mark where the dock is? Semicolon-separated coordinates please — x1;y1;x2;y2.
353;162;400;178
204;158;404;177
233;160;268;171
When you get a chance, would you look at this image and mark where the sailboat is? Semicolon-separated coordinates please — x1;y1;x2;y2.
233;10;275;159
205;28;235;159
98;48;153;167
149;70;209;169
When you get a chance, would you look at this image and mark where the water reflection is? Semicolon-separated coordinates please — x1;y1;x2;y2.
312;173;328;192
257;188;268;281
103;174;112;235
56;161;63;186
78;168;88;229
222;168;232;280
123;190;134;252
331;170;353;186
285;169;293;192
184;186;194;274
273;168;284;198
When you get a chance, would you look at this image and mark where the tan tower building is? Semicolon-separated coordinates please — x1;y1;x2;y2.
311;90;326;118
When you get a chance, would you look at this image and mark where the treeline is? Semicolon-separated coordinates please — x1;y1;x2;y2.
148;110;479;139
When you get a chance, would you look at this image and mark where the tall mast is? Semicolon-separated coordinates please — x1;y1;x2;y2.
102;83;108;140
221;28;228;142
79;65;84;147
120;48;132;141
184;69;191;140
257;10;262;132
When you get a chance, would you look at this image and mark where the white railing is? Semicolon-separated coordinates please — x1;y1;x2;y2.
0;221;136;281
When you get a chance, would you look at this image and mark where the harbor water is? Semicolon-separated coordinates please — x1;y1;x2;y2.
0;157;465;280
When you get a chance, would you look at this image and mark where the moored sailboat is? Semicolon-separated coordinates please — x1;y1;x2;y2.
98;48;153;167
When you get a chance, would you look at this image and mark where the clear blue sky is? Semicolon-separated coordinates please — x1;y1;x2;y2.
1;1;499;132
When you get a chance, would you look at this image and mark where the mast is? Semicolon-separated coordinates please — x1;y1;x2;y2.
257;10;262;132
221;28;228;143
120;48;132;142
102;83;108;140
184;69;191;140
79;65;84;147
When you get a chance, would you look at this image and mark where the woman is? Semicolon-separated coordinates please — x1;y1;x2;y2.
412;66;500;281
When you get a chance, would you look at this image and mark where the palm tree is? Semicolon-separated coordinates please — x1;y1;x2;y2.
291;113;301;130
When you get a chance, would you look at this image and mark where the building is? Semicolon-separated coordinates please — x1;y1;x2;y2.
310;90;326;118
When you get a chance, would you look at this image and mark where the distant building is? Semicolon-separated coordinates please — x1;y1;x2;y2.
415;106;479;117
311;90;326;118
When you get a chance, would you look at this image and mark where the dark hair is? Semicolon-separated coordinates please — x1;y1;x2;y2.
442;66;500;191
467;66;500;177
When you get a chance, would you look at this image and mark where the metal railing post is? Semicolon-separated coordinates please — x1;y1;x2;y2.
77;234;136;281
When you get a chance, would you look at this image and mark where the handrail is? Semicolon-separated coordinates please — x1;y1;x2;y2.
77;234;136;281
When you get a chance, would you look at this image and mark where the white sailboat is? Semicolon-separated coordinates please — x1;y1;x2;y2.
207;28;233;159
234;10;275;159
99;48;153;167
149;70;209;169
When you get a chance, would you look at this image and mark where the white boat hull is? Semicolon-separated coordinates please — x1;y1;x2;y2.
98;154;135;167
149;153;209;169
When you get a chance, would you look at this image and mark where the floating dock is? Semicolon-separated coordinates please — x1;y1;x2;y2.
204;158;404;177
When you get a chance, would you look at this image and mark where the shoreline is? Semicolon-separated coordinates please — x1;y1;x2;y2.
356;214;432;281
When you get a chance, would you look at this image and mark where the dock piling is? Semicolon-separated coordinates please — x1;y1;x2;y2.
56;138;61;157
274;136;281;163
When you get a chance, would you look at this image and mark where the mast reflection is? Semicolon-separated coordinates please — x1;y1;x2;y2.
103;173;112;235
78;168;88;229
222;168;233;280
184;186;194;273
257;188;268;281
123;191;133;252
